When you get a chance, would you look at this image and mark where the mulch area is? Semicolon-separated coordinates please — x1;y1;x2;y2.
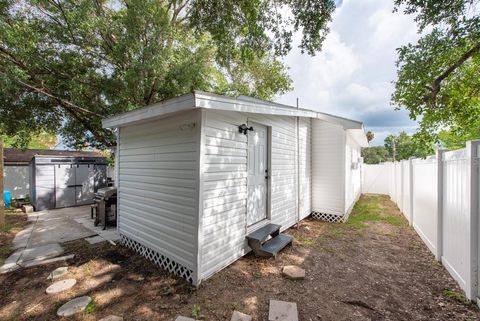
0;195;478;320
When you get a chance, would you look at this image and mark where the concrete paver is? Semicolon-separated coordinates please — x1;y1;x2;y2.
268;300;298;321
46;278;77;294
57;296;92;317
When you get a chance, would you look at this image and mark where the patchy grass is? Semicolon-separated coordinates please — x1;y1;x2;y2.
84;300;96;314
443;289;472;306
346;195;406;229
1;195;478;321
0;209;27;234
191;304;201;319
0;209;28;265
294;235;315;247
0;244;13;257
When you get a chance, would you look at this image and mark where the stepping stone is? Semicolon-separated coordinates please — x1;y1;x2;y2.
47;266;68;280
282;265;305;280
231;310;252;321
175;317;196;321
46;278;77;294
268;300;298;321
57;296;92;317
98;315;123;321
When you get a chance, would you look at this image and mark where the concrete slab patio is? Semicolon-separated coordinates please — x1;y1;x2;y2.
1;206;119;273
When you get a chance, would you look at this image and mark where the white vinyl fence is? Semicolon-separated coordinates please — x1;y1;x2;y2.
362;141;480;301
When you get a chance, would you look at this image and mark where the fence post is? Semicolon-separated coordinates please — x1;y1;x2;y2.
409;157;414;226
436;149;445;262
400;160;404;213
467;141;480;301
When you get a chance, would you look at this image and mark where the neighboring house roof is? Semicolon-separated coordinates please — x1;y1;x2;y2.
3;148;104;165
103;91;369;147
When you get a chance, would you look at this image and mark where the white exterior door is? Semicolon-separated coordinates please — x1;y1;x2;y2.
247;122;268;226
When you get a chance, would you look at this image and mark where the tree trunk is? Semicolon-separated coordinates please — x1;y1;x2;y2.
0;137;4;229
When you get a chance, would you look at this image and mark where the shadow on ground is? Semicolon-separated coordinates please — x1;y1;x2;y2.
0;195;478;320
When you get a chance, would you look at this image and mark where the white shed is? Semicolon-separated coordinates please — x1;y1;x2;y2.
103;91;368;285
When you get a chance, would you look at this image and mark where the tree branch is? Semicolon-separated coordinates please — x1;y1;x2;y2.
428;42;480;103
0;70;113;147
171;0;188;24
48;0;76;42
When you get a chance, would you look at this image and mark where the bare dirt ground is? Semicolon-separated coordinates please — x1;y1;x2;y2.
1;194;479;321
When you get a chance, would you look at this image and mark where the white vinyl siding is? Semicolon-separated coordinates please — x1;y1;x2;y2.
345;132;362;213
199;110;302;280
298;117;312;219
312;119;346;216
4;165;30;199
118;110;199;271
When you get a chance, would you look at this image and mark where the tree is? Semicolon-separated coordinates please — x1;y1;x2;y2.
392;0;480;152
361;146;389;164
3;131;57;149
366;131;375;142
0;0;336;149
362;131;425;164
384;131;424;161
438;118;480;150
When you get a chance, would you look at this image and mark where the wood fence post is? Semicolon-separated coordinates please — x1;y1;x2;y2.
436;149;445;262
0;137;4;229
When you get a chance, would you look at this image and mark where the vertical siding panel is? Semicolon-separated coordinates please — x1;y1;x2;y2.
345;132;362;214
200;110;307;280
299;118;312;219
118;111;199;280
311;119;346;216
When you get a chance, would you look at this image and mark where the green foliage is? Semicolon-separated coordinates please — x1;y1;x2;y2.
443;289;471;306
84;300;96;314
384;131;426;161
438;119;480;150
0;0;336;149
366;131;375;142
361;131;427;164
361;146;389;164
392;0;480;148
3;131;57;149
191;304;201;319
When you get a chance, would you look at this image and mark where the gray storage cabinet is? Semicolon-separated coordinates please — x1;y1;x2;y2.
30;156;107;211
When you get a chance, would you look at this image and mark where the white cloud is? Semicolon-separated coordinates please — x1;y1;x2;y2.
275;0;421;145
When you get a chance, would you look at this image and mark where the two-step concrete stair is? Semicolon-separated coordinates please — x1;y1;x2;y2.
246;223;293;257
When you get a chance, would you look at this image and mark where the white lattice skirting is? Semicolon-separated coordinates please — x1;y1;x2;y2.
311;211;350;223
121;235;194;283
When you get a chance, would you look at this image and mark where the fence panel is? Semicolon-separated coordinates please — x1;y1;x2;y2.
361;141;480;301
411;156;438;257
397;162;404;211
401;160;412;223
442;148;473;297
362;164;390;194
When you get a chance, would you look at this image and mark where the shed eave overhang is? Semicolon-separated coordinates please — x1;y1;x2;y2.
102;91;367;137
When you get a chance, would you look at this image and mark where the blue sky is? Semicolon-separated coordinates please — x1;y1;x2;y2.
276;0;421;146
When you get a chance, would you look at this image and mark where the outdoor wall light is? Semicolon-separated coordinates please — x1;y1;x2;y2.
238;124;254;135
